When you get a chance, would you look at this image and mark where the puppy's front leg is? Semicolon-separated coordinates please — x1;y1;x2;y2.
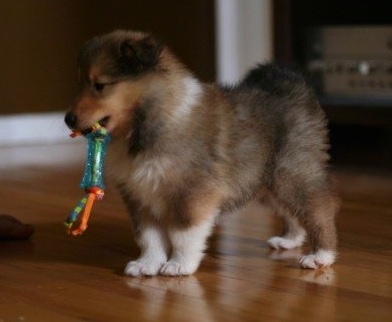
124;221;170;277
160;215;216;276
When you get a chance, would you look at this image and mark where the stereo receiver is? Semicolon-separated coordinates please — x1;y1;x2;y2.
305;26;392;106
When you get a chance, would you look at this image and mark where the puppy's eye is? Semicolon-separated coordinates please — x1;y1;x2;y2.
92;82;105;93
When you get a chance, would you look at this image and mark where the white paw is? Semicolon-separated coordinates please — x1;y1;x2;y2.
299;250;336;269
124;259;164;277
267;234;305;250
160;260;199;276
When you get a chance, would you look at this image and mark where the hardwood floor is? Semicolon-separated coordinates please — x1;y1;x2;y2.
0;143;391;321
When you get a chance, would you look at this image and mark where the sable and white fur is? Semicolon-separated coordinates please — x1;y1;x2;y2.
65;30;339;276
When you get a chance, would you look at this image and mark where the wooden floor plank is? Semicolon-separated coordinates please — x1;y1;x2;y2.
0;144;391;321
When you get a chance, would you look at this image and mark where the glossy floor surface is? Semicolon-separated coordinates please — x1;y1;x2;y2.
1;143;391;321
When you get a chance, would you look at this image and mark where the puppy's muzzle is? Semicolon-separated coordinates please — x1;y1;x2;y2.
65;112;77;129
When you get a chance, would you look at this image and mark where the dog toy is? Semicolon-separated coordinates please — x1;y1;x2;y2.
65;123;111;235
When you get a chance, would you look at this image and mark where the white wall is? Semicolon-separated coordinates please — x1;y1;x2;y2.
0;112;70;146
215;0;273;85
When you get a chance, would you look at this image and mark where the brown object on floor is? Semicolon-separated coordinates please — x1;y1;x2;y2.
0;214;34;240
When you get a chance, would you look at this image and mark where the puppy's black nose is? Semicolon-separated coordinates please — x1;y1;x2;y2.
64;112;77;128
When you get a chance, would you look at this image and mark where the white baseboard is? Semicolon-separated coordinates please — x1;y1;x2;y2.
0;112;71;147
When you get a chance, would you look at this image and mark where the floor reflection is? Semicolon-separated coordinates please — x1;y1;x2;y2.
124;276;215;321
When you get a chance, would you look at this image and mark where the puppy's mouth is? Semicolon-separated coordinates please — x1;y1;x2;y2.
98;116;110;128
80;116;111;135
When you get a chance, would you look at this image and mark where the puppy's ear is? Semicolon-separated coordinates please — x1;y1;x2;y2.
121;36;164;67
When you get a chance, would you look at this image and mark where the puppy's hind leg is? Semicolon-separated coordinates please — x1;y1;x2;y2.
267;209;307;250
299;194;339;269
265;172;338;268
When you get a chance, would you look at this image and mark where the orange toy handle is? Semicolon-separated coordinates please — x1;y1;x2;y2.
69;193;96;236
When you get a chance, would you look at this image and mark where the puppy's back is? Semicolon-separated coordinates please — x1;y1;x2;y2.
229;64;331;189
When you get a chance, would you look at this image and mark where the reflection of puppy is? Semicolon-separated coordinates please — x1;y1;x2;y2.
65;30;338;276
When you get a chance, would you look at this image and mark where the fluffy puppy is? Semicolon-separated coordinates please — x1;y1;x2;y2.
65;30;339;276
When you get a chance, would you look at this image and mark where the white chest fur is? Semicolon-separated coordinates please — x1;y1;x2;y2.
106;140;174;217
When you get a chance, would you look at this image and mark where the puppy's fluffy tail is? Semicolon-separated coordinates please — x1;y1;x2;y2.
239;63;309;95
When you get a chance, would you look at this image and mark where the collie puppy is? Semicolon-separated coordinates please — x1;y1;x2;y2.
65;30;338;276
